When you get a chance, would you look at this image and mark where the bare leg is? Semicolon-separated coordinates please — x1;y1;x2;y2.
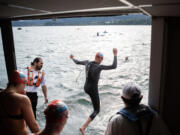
80;117;92;135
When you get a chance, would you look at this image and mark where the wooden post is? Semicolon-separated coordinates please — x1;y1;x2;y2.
149;17;180;135
0;19;17;81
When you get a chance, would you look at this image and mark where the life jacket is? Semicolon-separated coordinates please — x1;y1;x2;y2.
117;104;155;135
27;67;44;87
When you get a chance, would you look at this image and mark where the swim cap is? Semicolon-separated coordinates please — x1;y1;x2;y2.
95;52;103;59
122;82;141;100
11;70;27;84
47;100;68;116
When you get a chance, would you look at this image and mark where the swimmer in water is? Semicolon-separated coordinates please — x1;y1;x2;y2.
125;56;129;61
70;48;118;135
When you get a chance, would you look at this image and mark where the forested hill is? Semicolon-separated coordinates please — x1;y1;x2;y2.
13;14;151;26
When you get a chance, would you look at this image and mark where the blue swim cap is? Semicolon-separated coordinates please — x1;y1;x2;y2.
47;100;68;115
11;70;27;84
96;52;103;58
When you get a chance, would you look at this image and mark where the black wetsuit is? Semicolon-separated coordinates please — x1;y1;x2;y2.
73;56;117;120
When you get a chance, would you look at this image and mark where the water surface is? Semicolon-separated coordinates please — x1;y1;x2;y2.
12;25;151;135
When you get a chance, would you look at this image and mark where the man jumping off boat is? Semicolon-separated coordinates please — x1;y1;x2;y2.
70;48;117;135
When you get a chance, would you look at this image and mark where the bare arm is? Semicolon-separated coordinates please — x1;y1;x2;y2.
70;54;88;65
42;85;48;104
21;96;40;133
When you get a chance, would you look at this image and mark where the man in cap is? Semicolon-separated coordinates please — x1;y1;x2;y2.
104;82;172;135
31;100;68;135
70;48;117;135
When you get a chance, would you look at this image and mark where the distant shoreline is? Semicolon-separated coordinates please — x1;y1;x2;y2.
13;14;151;27
13;24;151;27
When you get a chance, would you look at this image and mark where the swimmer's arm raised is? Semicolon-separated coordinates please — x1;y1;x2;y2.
100;48;117;70
70;54;88;65
73;59;89;65
100;56;117;70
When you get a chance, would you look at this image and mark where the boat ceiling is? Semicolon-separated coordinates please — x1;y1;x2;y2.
0;0;180;20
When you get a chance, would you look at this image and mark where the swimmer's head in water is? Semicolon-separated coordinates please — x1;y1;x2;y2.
95;52;103;63
10;70;27;85
45;100;68;122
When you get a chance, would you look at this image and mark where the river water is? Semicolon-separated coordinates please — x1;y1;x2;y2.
3;25;151;135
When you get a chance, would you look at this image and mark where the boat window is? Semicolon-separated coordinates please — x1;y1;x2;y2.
13;15;151;131
0;28;8;89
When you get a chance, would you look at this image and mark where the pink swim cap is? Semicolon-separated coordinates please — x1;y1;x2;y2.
47;100;68;115
11;70;27;84
95;52;103;59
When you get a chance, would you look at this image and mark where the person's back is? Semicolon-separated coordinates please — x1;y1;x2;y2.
105;83;172;135
0;92;31;135
0;70;40;135
106;107;171;135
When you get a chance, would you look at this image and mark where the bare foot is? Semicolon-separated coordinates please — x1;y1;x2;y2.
80;127;85;135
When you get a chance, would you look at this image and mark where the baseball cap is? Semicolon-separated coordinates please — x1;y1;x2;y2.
122;83;141;100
